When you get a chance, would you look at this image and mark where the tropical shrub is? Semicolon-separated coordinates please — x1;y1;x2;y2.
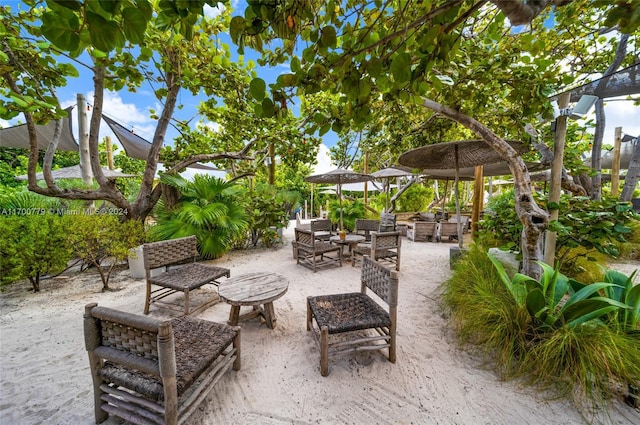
0;213;72;292
394;183;433;212
66;214;144;291
241;183;291;248
479;192;640;270
328;198;365;231
150;174;248;258
478;189;521;251
443;248;640;411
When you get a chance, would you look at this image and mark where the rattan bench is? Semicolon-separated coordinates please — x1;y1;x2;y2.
142;236;230;316
84;303;241;425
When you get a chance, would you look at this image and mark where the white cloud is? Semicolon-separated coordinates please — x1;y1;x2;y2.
313;143;335;174
601;97;640;144
204;2;226;18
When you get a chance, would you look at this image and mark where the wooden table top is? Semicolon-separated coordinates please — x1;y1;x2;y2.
329;234;366;244
218;272;289;306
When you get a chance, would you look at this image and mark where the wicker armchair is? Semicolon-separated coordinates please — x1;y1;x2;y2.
354;219;380;242
352;231;401;271
84;303;241;425
310;219;335;241
294;228;343;272
306;256;399;376
142;236;230;316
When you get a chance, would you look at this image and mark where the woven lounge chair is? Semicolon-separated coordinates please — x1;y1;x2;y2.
352;231;401;271
407;221;436;242
354;219;380;242
142;236;230;316
84;303;241;425
295;228;342;272
306;256;399;376
438;222;459;242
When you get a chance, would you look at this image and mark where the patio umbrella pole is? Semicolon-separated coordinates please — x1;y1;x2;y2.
454;145;463;249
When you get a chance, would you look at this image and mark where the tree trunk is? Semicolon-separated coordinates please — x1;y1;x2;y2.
621;138;640;201
589;34;629;200
421;98;548;278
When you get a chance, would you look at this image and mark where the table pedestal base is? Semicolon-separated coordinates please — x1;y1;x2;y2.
228;302;277;329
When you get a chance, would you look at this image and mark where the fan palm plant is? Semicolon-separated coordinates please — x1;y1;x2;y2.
150;174;248;259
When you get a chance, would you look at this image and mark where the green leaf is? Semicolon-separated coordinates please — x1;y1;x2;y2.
290;56;301;73
320;25;337;48
390;53;411;84
249;78;266;101
41;10;81;52
261;98;275;117
50;0;81;11
230;16;246;44
87;12;123;52
122;7;147;44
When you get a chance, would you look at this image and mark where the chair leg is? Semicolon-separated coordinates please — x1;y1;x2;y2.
306;298;312;331
232;326;241;371
184;288;190;316
144;282;151;314
389;328;396;363
320;326;329;376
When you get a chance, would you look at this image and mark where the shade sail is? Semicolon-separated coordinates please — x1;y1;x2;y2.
0;106;78;151
15;164;137;180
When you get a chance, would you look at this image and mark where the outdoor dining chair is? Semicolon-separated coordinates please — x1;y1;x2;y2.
142;236;230;316
306;256;399;376
352;231;401;271
354;219;380;242
294;228;343;272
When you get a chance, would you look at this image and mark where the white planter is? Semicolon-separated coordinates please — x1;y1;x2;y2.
128;245;165;279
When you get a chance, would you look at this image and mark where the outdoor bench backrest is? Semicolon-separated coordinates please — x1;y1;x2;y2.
143;235;198;270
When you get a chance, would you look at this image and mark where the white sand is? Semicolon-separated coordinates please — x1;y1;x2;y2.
1;222;638;425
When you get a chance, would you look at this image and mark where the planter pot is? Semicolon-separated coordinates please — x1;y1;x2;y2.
449;246;468;269
487;247;520;277
128;245;165;279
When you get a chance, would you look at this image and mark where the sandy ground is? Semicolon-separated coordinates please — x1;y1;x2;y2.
1;222;639;425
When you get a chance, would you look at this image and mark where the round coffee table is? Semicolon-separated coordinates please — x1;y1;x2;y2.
329;234;366;260
218;272;288;329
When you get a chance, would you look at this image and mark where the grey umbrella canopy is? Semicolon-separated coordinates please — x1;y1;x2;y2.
398;139;529;248
305;168;374;230
371;166;416;212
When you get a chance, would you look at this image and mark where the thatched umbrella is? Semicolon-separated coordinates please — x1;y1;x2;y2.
398;140;529;248
371;166;416;212
305;168;374;230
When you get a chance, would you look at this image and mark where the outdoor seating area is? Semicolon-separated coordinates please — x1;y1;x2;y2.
1;222;638;425
3;3;640;424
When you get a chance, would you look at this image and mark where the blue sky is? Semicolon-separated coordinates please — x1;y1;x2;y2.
1;0;338;176
2;1;638;178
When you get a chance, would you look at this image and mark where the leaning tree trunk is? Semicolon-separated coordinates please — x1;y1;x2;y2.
422;98;548;278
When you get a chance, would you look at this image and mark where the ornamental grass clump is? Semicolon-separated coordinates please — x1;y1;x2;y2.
442;245;640;412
